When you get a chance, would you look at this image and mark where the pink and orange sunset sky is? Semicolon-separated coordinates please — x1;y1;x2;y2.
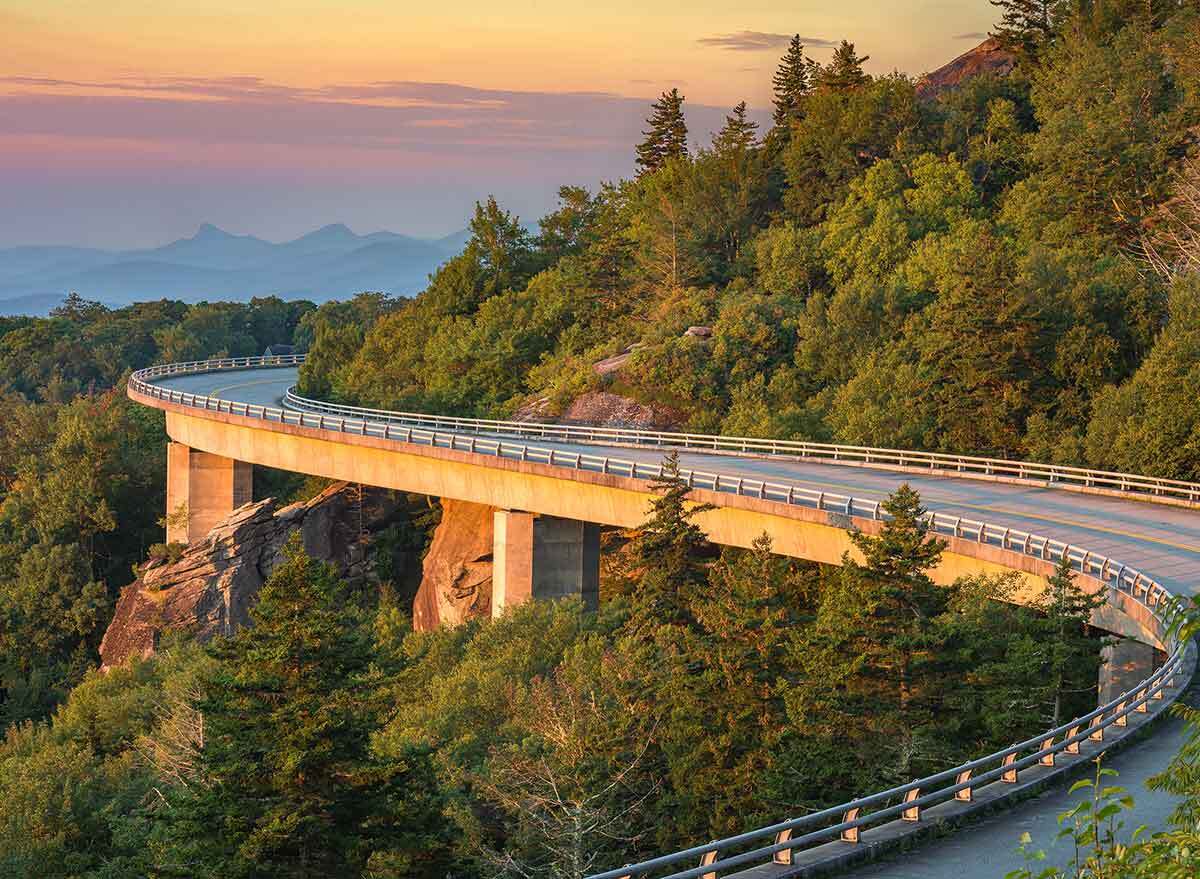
3;1;997;248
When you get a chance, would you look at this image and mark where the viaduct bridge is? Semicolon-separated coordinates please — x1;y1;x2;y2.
129;355;1200;879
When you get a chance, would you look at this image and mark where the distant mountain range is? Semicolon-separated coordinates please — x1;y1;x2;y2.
0;223;471;315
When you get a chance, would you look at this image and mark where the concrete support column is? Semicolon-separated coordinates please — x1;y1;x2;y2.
166;441;253;544
1098;637;1158;705
492;511;600;618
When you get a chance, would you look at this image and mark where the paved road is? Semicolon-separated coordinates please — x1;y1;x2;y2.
150;366;1200;877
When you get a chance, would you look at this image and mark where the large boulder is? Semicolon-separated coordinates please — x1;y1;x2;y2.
412;499;495;631
99;482;402;669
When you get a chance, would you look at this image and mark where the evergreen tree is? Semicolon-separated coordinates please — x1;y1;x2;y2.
635;89;689;175
816;40;871;92
991;0;1061;54
712;101;759;153
1037;555;1106;725
158;536;450;878
771;36;815;128
621;453;713;636
665;535;802;833
804;485;953;778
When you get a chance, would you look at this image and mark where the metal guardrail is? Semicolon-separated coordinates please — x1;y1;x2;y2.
279;390;1200;507
130;354;1200;504
127;356;1192;879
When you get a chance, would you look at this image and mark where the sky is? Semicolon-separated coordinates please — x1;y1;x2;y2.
1;0;997;249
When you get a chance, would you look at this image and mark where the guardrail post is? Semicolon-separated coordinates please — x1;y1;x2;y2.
840;808;861;843
955;770;972;802
1136;689;1149;713
1066;726;1081;754
1001;753;1018;783
1039;737;1056;767
699;849;718;879
1115;702;1127;727
1089;715;1105;742
773;829;794;865
901;788;920;822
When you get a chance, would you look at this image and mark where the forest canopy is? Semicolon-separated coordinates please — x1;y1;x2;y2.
2;2;1200;877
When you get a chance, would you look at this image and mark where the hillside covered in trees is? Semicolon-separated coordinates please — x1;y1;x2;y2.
297;3;1200;481
3;1;1200;877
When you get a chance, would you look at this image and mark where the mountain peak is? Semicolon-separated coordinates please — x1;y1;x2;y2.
916;37;1017;101
300;223;359;242
193;222;234;240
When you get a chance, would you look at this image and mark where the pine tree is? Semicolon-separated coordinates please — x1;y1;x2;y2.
809;484;953;778
667;535;800;832
771;36;815;128
712;101;760;153
849;483;945;590
816;40;871;92
621;452;713;635
990;0;1060;54
159;536;451;878
1038;555;1106;725
635;89;689;175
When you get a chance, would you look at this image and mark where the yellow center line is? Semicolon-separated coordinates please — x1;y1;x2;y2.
205;377;290;398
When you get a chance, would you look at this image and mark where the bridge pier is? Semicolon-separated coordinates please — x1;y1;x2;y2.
492;511;600;617
1099;637;1159;705
166;442;253;544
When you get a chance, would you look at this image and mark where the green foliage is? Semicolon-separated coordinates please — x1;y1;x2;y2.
635;89;689;175
1085;275;1200;479
771;35;818;130
158;536;451;878
781;74;927;223
619;453;715;635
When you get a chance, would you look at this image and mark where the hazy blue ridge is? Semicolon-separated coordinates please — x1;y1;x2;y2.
0;222;466;314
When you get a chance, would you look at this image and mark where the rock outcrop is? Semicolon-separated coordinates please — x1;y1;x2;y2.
557;391;679;430
412;499;496;631
916;37;1017;101
99;482;403;669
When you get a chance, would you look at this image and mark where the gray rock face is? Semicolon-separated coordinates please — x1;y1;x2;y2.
99;482;399;669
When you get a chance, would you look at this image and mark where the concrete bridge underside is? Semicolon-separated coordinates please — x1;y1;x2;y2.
134;366;1200;878
159;399;1170;650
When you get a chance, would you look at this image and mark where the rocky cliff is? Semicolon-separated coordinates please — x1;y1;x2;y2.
99;482;407;669
916;37;1017;100
412;498;496;631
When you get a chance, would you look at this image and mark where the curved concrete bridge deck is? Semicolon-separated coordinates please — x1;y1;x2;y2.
129;361;1200;879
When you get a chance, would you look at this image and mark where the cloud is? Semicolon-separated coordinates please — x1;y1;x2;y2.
0;72;762;158
0;71;773;246
696;31;835;52
953;32;988;40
